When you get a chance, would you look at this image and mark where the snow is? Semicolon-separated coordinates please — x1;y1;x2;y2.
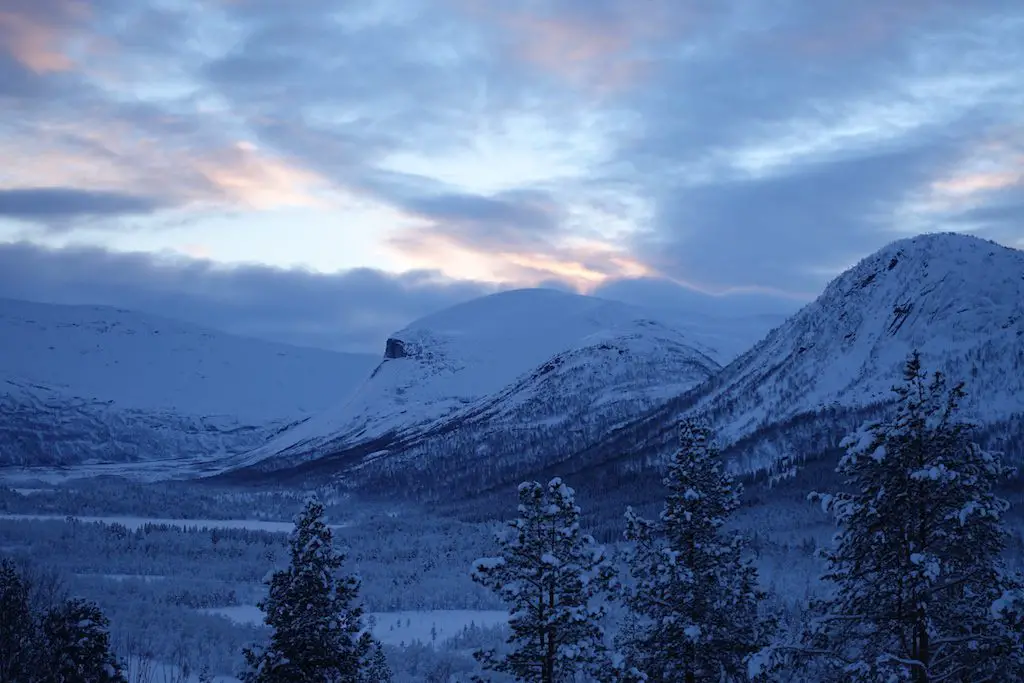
0;297;377;420
0;297;378;471
678;233;1024;472
202;605;508;647
0;514;348;532
237;289;720;470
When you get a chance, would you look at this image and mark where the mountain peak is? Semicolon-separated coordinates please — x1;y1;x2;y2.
678;231;1024;458
239;289;713;470
829;232;1021;298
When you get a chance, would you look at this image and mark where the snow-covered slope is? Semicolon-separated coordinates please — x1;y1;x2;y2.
338;318;720;495
579;233;1024;480
0;298;378;468
689;232;1024;444
232;289;719;473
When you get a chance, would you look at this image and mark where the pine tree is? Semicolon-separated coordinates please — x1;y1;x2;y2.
0;558;33;683
803;351;1023;682
242;495;376;683
361;642;393;683
36;598;126;683
620;419;771;682
2;559;125;683
471;477;615;683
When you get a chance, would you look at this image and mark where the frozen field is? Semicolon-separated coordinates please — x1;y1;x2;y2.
201;605;508;647
0;513;347;533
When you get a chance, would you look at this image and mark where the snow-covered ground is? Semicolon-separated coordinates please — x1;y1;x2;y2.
201;605;508;648
0;513;347;532
0;297;378;469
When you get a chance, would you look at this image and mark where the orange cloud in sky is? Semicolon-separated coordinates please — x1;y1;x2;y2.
1;124;332;212
925;134;1023;209
192;141;331;210
0;0;89;73
932;170;1022;197
389;230;655;292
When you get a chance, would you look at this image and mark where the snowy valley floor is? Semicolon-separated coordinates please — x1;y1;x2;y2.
1;477;1022;681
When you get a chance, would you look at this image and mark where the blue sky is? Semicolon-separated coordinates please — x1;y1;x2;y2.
1;0;1022;351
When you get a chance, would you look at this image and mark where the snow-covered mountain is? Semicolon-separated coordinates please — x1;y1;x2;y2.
334;318;719;496
235;234;1024;493
229;290;720;477
0;298;378;469
578;232;1024;481
690;232;1024;440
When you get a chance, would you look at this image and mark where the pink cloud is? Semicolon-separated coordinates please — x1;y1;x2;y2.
388;228;657;292
0;0;89;73
1;123;334;213
458;0;699;95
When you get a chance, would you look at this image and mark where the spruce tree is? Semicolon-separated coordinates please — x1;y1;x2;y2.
0;559;33;683
36;598;126;683
803;351;1023;682
620;419;771;682
361;642;393;683
471;477;615;682
242;495;377;683
2;559;125;683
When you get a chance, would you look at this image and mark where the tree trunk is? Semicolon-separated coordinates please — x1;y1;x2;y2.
914;609;929;683
544;583;556;683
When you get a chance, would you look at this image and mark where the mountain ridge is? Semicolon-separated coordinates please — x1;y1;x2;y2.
235;289;723;472
0;297;379;469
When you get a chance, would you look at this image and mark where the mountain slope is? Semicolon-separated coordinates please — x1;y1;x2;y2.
0;298;378;468
561;232;1024;487
342;318;720;495
230;289;720;473
690;232;1024;444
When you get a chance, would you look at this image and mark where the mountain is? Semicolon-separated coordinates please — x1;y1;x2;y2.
227;289;720;477
686;232;1024;442
563;232;1024;490
0;298;378;470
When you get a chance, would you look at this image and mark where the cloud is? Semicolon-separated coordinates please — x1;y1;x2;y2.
398;189;565;251
0;187;164;225
0;0;1022;301
0;0;87;73
635;142;958;293
0;241;500;353
592;277;805;318
0;242;805;357
601;0;1024;292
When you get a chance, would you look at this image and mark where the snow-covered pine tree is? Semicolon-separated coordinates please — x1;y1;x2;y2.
620;418;771;682
803;351;1023;682
1;560;126;683
241;495;378;683
36;598;126;683
471;477;615;683
361;642;393;683
0;558;34;683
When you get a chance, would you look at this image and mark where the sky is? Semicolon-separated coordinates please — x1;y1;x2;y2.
1;0;1022;353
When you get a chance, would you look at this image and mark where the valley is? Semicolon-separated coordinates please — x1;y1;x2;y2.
2;232;1024;681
